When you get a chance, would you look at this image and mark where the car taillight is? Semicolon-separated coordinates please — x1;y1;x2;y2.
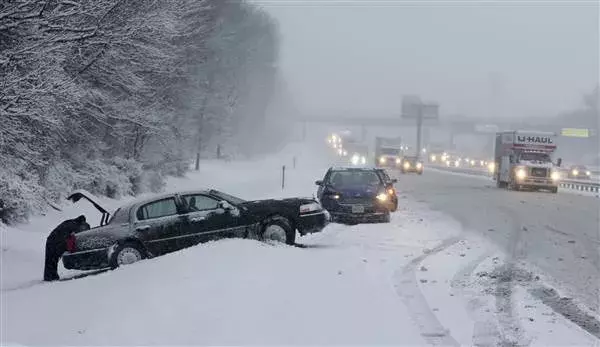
66;233;76;252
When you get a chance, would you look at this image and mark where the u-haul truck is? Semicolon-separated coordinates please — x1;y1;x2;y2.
494;130;562;193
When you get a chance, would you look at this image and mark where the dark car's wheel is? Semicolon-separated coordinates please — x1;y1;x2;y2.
261;216;295;245
390;200;398;212
109;242;146;269
381;212;391;223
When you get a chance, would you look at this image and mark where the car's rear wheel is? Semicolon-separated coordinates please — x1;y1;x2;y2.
261;216;295;245
109;242;145;269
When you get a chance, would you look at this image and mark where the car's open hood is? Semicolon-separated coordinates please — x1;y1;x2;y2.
66;189;111;226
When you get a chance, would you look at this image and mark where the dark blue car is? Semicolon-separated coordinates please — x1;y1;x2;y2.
315;167;398;224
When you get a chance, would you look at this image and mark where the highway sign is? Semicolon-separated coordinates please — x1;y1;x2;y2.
561;128;590;138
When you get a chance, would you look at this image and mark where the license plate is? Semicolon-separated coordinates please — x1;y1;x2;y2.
351;205;364;214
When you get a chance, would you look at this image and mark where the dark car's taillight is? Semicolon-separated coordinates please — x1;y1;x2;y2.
66;233;76;252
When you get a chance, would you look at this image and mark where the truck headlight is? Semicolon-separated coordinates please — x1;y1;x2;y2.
351;155;360;165
586;171;591;176
416;162;423;169
376;193;388;202
488;162;495;173
403;162;410;169
300;202;321;213
361;156;366;164
379;157;386;164
551;171;560;181
396;158;401;164
572;169;579;176
516;169;527;180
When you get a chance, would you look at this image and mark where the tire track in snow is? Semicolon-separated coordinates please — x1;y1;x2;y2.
450;250;501;347
393;236;461;346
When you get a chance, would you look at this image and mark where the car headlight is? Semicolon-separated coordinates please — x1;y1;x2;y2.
396;158;401;164
516;168;527;179
572;169;579;176
361;156;366;164
431;155;437;162
403;162;410;169
454;160;460;167
551;171;560;181
586;171;591;176
416;162;423;169
379;157;386;164
300;202;321;213
351;155;359;165
488;162;495;173
376;193;388;201
342;150;348;156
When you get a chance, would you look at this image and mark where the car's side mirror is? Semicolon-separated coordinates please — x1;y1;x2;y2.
556;158;562;167
315;180;323;186
218;200;232;210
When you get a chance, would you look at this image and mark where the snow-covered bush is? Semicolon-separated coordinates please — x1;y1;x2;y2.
0;0;284;224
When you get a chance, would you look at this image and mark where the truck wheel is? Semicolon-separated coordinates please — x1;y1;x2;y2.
551;187;558;194
261;216;295;245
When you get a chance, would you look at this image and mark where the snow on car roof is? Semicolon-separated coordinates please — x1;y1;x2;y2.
330;166;378;171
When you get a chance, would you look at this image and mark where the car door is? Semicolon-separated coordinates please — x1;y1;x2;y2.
317;169;332;200
179;193;245;247
133;196;187;256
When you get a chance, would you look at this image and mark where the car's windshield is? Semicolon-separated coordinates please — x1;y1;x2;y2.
328;170;382;188
210;190;246;204
404;157;419;163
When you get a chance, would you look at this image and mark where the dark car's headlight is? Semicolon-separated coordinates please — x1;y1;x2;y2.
300;202;322;213
376;193;388;202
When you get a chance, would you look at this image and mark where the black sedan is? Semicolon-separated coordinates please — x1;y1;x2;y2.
315;167;397;224
400;156;423;174
62;189;328;270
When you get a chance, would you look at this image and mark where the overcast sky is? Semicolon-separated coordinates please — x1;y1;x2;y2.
259;0;599;120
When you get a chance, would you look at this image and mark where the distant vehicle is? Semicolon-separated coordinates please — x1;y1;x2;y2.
567;165;591;179
375;136;403;168
62;190;328;270
400;156;424;174
315;167;397;224
345;142;369;166
493;130;562;193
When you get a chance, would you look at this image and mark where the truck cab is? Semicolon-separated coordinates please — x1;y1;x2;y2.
494;131;562;193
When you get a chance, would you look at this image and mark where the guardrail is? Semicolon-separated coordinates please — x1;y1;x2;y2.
428;164;600;193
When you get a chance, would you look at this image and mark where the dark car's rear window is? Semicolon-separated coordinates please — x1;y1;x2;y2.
108;207;128;224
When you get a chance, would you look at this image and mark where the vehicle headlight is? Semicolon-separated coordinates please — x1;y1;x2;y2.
516;168;527;180
551;171;561;181
403;162;410;169
470;160;475;166
396;158;401;164
586;171;591;176
488;162;495;173
351;155;359;165
342;150;348;156
446;160;451;166
572;169;579;176
338;148;343;155
480;160;485;166
376;193;388;201
300;202;321;213
431;155;437;162
454;160;460;167
379;157;386;164
361;156;366;164
416;162;423;169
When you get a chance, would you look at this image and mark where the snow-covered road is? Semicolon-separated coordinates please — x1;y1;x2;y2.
1;144;598;345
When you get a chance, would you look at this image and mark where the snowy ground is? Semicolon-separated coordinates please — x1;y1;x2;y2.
1;142;597;345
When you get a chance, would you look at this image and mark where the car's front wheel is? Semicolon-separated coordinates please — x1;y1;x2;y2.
381;212;391;223
109;242;145;269
261;216;295;245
